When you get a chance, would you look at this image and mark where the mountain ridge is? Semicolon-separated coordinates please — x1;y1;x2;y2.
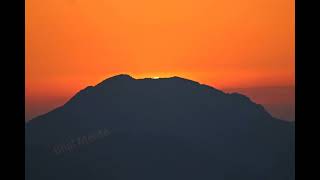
28;74;274;122
26;74;294;180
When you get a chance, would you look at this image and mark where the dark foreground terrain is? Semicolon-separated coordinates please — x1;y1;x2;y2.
26;74;295;180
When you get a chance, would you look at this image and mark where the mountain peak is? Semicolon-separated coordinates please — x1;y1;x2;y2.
103;74;134;81
95;74;134;86
95;74;204;88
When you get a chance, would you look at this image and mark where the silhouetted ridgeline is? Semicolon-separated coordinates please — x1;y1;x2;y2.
26;74;295;180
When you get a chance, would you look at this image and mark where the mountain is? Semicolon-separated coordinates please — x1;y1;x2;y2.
25;74;295;180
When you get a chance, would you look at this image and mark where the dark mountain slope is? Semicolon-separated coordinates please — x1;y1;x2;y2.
26;74;294;180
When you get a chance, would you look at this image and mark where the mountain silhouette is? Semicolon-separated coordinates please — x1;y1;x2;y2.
25;74;295;180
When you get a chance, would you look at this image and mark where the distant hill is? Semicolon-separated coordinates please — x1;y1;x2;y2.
26;74;295;180
224;86;295;121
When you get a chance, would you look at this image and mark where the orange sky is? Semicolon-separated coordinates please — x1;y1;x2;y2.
26;0;295;120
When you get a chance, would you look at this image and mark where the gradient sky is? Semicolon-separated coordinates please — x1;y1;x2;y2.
26;0;295;120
